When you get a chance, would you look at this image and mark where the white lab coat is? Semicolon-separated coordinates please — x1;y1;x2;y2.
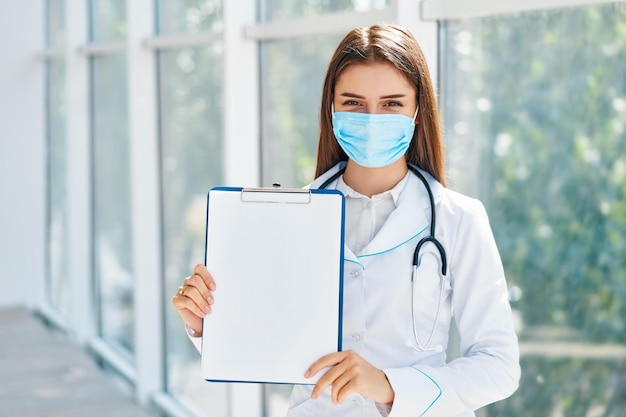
188;161;520;417
284;162;520;417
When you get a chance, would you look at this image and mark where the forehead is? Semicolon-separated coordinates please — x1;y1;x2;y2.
335;61;415;95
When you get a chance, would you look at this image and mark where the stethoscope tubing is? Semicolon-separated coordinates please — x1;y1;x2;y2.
318;162;448;352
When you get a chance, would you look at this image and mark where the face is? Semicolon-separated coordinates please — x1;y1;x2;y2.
333;61;418;120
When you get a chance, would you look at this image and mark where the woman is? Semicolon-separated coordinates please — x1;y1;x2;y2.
173;24;520;417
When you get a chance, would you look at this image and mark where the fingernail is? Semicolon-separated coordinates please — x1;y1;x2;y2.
207;296;214;305
203;306;211;315
209;283;216;291
304;370;310;378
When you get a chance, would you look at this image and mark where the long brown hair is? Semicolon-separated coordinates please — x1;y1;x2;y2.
315;24;446;186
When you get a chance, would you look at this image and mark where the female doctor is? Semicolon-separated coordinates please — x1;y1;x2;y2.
173;24;520;417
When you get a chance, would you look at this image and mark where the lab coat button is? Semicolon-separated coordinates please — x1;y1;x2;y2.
351;333;361;341
350;269;361;277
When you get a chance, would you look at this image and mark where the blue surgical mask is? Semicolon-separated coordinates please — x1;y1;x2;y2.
332;107;418;168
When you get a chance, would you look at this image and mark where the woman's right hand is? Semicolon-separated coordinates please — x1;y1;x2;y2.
172;264;216;337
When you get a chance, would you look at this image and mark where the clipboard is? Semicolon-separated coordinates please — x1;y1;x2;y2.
201;186;345;385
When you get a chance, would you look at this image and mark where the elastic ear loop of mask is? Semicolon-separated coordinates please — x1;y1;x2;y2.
412;104;419;123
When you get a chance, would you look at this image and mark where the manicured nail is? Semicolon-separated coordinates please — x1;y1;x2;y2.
203;306;211;315
207;296;214;305
209;283;216;291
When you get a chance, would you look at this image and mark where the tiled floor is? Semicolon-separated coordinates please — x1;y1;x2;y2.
0;307;158;417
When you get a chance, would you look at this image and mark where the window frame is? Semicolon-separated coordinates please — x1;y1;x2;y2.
421;0;619;20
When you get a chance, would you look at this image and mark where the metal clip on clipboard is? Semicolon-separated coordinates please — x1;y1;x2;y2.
241;187;312;204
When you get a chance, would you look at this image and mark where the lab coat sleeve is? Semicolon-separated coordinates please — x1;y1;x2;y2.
384;199;521;417
185;324;203;353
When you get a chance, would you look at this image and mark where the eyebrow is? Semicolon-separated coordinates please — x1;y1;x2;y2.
339;92;408;99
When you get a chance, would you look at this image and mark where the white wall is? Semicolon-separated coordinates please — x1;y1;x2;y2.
0;3;46;308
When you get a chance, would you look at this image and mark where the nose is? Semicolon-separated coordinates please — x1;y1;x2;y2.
362;102;381;114
365;102;383;114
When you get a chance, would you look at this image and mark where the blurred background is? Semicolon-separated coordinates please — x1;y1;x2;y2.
1;0;625;416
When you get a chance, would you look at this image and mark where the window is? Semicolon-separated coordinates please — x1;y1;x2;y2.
45;0;70;317
260;35;342;187
262;0;389;21
157;0;223;34
91;0;127;41
157;2;227;415
90;0;135;356
442;3;626;415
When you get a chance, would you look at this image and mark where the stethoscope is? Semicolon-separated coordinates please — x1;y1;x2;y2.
319;162;448;352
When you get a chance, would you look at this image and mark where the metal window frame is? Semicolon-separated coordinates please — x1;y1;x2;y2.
244;7;397;41
421;0;621;21
143;30;223;50
79;41;126;55
39;50;65;61
88;338;136;381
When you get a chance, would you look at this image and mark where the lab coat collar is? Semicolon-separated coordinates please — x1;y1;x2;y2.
335;172;408;207
358;168;436;258
308;161;348;190
309;162;444;261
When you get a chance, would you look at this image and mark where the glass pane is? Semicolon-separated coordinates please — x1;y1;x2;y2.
260;35;342;188
46;0;65;49
91;0;126;42
159;45;227;416
46;55;70;316
46;0;70;317
263;0;389;21
157;0;223;35
265;384;293;417
92;52;134;355
442;4;626;416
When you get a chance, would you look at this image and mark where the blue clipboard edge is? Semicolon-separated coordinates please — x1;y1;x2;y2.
202;186;346;385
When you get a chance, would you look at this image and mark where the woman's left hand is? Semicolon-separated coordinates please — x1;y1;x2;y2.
305;349;395;405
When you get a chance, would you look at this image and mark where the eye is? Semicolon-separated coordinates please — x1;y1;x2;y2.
384;101;404;107
342;99;362;106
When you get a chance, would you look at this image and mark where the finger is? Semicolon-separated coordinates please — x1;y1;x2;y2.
312;361;349;401
182;284;213;315
194;264;217;291
335;377;358;404
306;351;347;378
184;273;214;305
326;355;360;403
309;352;353;400
172;290;207;318
311;364;343;400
